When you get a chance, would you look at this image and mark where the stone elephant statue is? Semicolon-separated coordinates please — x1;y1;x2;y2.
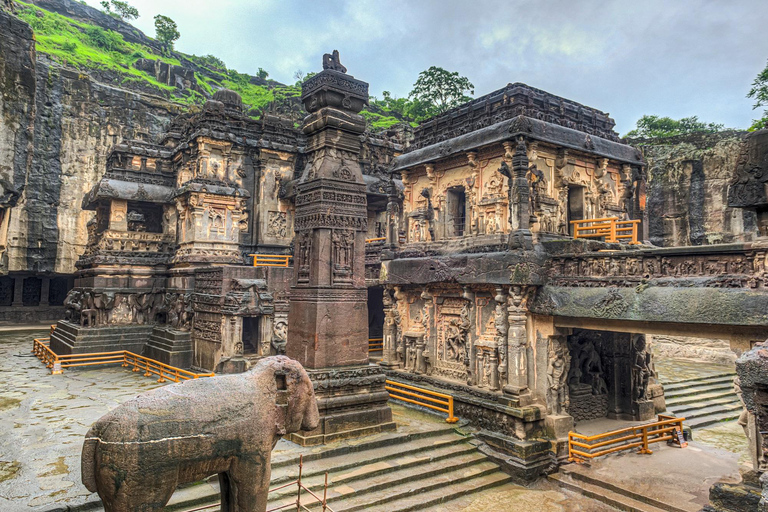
81;356;319;512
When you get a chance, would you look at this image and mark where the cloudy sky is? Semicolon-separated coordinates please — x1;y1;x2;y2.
85;0;768;134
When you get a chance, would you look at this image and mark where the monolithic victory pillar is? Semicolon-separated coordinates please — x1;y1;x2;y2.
286;52;394;445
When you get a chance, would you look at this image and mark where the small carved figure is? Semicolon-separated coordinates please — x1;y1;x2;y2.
548;344;568;415
81;356;319;512
322;50;347;73
527;163;546;212
420;188;435;241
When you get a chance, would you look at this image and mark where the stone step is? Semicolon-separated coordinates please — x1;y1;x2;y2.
667;395;740;415
685;411;742;430
297;461;509;512
662;374;735;392
664;390;739;407
670;402;742;421
268;438;481;501
548;472;675;512
560;468;699;512
664;382;735;400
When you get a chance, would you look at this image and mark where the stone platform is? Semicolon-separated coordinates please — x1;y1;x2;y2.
49;320;151;355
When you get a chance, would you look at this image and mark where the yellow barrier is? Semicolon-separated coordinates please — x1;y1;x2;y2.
571;217;641;244
250;254;292;268
32;338;214;382
385;380;458;423
365;237;386;243
368;337;383;352
568;414;687;463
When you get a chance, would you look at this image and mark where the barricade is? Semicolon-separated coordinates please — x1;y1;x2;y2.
385;379;458;423
32;338;214;382
251;254;292;267
568;414;687;463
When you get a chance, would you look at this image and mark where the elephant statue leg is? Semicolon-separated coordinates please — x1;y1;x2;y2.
98;464;177;512
227;459;271;512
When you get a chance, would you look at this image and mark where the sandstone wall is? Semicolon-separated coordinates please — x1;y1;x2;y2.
0;8;180;276
634;131;760;247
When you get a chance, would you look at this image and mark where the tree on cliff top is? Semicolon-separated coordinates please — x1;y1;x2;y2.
624;115;724;139
748;59;768;131
154;14;180;53
100;1;139;22
409;66;474;117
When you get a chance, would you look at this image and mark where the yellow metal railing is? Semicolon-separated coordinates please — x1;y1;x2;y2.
250;254;292;268
385;380;458;423
368;338;383;352
568;414;687;463
32;338;214;382
181;455;335;512
571;217;641;244
365;237;386;244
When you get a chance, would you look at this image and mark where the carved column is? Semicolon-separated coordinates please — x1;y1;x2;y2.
286;57;394;445
507;139;531;231
503;285;531;405
380;287;398;369
494;287;508;387
385;179;400;248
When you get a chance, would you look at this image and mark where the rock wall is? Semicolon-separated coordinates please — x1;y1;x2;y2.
649;334;736;365
0;7;180;276
634;131;760;247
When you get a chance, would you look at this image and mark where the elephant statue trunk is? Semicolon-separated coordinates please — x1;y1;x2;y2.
81;356;319;512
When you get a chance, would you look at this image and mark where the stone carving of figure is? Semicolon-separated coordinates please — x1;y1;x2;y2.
420;188;435;241
548;343;569;415
632;335;650;401
497;161;513;224
527;163;546;213
64;289;82;323
444;318;465;363
322;50;347;73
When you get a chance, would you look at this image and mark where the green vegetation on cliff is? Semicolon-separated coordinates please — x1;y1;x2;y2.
11;0;443;130
624;115;725;139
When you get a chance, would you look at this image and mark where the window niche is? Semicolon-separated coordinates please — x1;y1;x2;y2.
445;187;466;237
126;202;163;233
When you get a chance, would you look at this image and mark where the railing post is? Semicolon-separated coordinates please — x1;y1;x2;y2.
296;455;303;512
446;396;458;423
609;218;617;243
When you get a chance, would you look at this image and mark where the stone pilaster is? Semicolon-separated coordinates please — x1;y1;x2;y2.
503;285;532;405
510;139;531;231
286;57;394;445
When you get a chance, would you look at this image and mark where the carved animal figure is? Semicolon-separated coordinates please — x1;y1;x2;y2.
322;49;347;73
81;356;319;512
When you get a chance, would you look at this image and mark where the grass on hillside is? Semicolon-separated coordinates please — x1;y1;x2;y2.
13;0;417;128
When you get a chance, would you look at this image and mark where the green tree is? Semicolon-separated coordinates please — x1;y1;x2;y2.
408;66;474;117
100;0;139;21
748;59;768;131
624;115;724;139
153;14;180;53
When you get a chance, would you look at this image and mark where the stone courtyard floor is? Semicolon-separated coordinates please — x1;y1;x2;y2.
0;328;751;511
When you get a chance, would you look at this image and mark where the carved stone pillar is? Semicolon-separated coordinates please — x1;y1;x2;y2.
505;139;531;231
11;275;23;307
462;286;476;385
493;287;508;387
109;199;128;231
385;179;400;248
503;285;531;405
286;56;394;446
380;287;399;369
40;277;50;306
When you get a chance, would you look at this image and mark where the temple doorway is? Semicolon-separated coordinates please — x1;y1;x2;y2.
242;317;260;354
368;286;384;342
446;187;466;237
567;186;585;235
566;329;659;423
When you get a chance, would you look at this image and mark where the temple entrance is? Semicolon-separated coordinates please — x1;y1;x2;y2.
566;329;659;423
368;286;384;343
242;317;260;354
445;187;466;237
567;186;585;236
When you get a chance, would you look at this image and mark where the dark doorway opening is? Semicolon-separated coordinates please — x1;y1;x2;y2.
568;186;585;236
242;317;260;354
446;187;466;237
367;286;384;342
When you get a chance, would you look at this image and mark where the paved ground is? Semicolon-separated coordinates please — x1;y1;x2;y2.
654;356;734;384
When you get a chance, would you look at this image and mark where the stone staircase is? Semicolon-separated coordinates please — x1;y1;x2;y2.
549;466;701;512
662;372;741;429
163;424;513;512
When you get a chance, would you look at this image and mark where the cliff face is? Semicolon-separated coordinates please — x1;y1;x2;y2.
634;131;761;247
0;7;180;275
